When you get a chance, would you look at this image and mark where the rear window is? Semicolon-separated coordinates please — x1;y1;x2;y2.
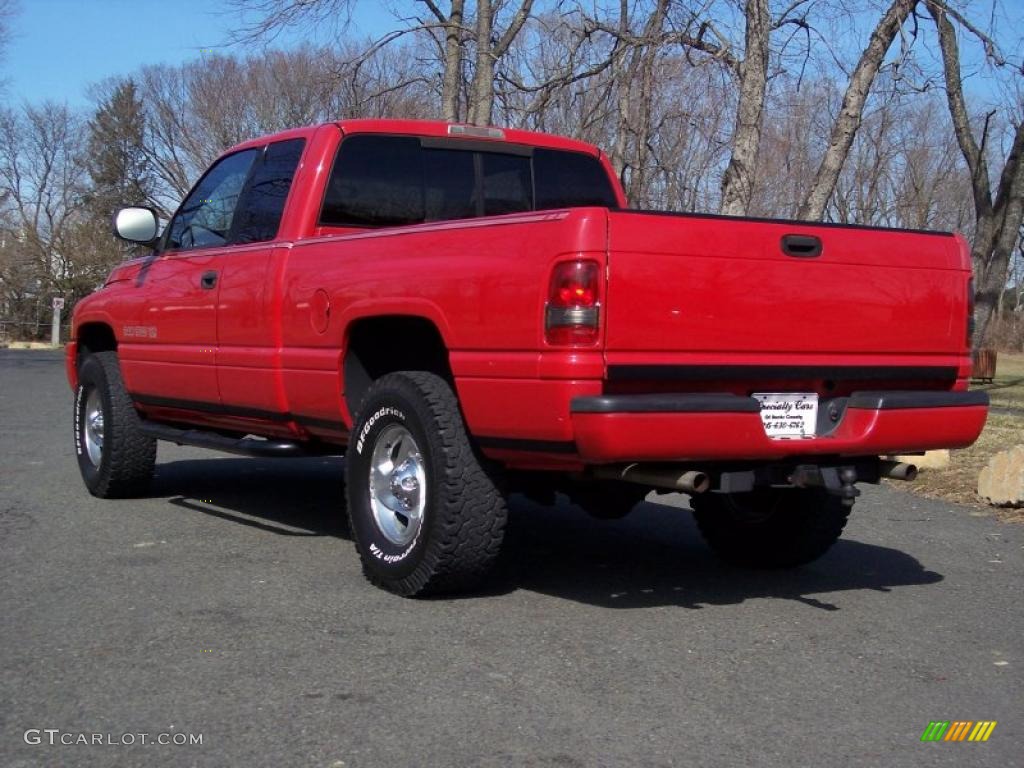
423;148;476;222
320;135;616;228
482;152;532;216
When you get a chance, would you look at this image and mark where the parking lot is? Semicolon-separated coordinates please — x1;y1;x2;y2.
1;349;1021;767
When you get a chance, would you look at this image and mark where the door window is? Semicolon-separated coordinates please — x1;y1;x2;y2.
165;149;258;251
232;139;306;243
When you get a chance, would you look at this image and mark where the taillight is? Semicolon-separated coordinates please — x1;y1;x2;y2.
966;276;975;349
545;260;601;345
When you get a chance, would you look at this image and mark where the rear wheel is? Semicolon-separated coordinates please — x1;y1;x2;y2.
567;480;649;520
691;488;850;567
74;351;156;498
345;371;507;596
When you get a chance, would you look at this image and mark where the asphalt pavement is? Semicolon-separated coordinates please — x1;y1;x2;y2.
1;349;1021;767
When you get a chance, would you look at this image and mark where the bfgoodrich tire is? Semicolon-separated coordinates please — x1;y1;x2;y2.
345;371;507;597
74;351;156;498
691;488;850;568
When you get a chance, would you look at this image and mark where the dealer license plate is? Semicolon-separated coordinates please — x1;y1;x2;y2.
753;393;818;439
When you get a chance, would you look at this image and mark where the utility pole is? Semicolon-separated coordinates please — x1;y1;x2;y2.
51;297;64;346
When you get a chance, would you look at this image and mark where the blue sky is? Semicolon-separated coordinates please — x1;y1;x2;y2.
2;1;1019;109
1;0;391;106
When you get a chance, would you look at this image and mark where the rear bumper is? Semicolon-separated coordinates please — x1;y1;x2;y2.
569;390;989;463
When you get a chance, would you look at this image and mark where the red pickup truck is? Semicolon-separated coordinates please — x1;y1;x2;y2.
68;119;988;596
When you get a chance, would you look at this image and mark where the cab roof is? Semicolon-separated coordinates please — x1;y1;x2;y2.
225;118;604;158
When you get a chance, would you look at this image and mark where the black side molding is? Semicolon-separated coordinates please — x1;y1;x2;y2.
848;391;989;410
571;393;761;414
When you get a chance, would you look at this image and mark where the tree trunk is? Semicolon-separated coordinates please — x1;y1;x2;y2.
467;0;534;126
441;0;466;122
609;0;632;184
798;0;916;221
630;0;668;205
928;0;1024;345
468;0;494;125
974;133;1024;343
719;0;770;217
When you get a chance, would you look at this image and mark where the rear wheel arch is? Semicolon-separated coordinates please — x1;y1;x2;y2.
342;315;454;419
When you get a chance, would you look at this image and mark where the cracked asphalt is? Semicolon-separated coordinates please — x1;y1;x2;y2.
1;349;1021;767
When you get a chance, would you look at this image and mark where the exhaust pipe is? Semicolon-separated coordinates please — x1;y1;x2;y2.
880;461;918;481
593;464;711;494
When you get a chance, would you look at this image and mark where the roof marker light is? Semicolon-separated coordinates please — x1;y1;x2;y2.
448;125;505;140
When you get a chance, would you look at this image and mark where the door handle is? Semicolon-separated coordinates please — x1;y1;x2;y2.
780;234;822;258
200;271;218;290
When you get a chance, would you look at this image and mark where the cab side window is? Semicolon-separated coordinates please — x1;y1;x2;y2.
165;149;258;251
320;135;424;227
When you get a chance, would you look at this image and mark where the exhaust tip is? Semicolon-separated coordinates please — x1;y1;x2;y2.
682;471;711;494
881;461;918;481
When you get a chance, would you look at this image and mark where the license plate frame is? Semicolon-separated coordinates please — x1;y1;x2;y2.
752;392;818;440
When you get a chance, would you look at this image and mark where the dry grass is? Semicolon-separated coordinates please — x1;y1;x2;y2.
975;352;1024;411
906;353;1024;521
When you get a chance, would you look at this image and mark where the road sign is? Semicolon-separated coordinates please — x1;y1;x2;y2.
52;297;65;311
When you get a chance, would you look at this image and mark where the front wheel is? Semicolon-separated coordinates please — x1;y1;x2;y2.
691;488;850;568
74;351;156;498
345;371;507;597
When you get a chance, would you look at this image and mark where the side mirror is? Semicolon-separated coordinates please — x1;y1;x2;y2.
112;207;159;245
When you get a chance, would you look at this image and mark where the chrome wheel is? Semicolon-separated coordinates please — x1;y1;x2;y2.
368;424;426;546
83;389;104;467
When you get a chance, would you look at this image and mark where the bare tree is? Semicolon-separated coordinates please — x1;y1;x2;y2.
0;103;114;330
418;0;466;120
928;0;1024;345
468;0;534;124
0;0;16;95
750;77;832;219
798;0;917;220
0;0;14;58
719;0;770;216
226;0;537;124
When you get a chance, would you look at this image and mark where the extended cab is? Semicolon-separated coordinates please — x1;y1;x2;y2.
68;119;988;596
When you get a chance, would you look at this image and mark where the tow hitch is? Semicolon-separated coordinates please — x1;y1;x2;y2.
714;458;917;508
789;465;860;507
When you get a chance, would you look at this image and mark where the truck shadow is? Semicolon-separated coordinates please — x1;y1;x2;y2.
152;456;350;539
150;457;943;610
488;497;944;610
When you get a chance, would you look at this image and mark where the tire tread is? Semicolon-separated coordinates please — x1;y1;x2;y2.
346;371;507;596
77;351;156;498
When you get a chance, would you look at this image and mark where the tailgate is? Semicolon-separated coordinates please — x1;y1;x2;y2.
603;211;971;384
